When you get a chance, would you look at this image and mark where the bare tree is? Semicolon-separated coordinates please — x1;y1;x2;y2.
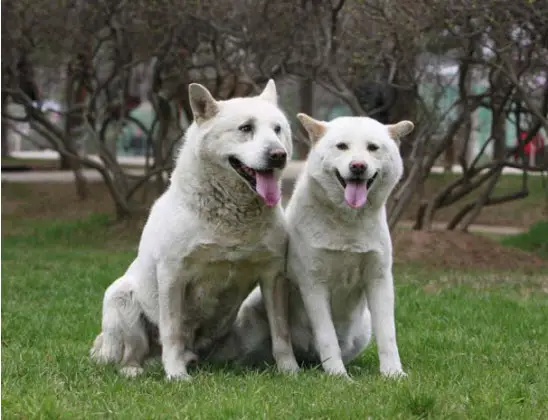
273;0;547;230
4;0;545;225
1;0;299;218
266;0;445;227
412;0;548;231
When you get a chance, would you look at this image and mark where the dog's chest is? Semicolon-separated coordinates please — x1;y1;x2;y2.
182;242;280;347
321;251;372;320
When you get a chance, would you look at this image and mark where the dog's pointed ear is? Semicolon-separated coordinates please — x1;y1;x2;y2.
189;83;219;123
297;113;327;144
258;79;278;105
386;120;414;145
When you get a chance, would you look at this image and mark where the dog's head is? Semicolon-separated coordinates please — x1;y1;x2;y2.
297;114;414;209
187;80;292;208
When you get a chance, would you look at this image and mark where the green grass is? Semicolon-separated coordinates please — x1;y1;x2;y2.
2;216;548;419
501;221;548;259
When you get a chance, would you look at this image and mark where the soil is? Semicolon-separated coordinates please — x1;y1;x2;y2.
1;182;123;220
393;229;548;271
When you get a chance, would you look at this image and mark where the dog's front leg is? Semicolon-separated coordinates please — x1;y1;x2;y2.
157;261;193;381
366;268;405;378
260;272;299;373
299;281;348;377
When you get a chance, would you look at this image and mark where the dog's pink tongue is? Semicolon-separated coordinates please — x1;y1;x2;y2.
255;172;281;207
344;182;368;208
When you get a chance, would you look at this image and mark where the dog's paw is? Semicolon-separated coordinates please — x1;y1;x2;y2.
120;365;144;378
90;349;114;365
89;334;105;363
323;359;349;378
276;357;300;374
326;369;353;381
166;371;193;382
164;360;192;381
89;349;102;363
381;368;407;379
327;369;352;380
90;333;123;365
90;348;109;365
343;374;356;383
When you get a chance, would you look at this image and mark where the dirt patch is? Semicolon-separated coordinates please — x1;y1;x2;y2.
1;181;293;223
1;182;151;221
399;173;547;228
393;229;548;271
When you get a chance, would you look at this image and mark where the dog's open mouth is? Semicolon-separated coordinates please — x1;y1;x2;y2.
229;156;281;207
229;156;258;187
335;170;378;190
335;170;378;209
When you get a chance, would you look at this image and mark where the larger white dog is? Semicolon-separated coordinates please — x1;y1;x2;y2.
90;81;299;379
219;114;413;378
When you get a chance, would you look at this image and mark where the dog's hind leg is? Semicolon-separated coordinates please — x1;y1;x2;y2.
90;275;149;377
118;314;150;377
341;308;372;364
205;287;273;366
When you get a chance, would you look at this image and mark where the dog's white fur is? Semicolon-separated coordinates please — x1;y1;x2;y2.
219;114;413;378
90;80;299;379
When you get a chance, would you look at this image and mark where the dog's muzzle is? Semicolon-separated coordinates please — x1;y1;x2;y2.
265;148;287;170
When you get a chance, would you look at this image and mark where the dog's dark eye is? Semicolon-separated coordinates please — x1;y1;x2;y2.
239;123;253;133
367;143;379;152
336;142;349;151
273;125;281;134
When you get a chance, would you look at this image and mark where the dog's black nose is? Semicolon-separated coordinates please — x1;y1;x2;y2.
349;160;367;176
267;148;287;169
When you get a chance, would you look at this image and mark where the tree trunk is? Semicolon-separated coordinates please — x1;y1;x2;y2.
59;154;72;169
390;79;418;177
151;95;171;195
444;141;455;172
492;115;506;162
1;94;10;157
63;61;89;199
295;78;314;159
65;140;89;199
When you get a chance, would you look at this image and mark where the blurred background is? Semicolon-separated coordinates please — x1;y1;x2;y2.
1;0;546;256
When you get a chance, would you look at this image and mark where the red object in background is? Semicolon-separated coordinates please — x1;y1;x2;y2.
126;96;141;111
517;130;545;157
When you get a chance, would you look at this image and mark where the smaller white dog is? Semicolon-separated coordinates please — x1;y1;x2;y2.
220;114;413;378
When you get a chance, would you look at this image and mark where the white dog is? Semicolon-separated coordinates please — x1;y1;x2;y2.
90;80;299;379
218;114;413;378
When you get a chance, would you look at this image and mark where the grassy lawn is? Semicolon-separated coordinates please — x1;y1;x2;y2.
501;221;548;260
2;215;548;419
